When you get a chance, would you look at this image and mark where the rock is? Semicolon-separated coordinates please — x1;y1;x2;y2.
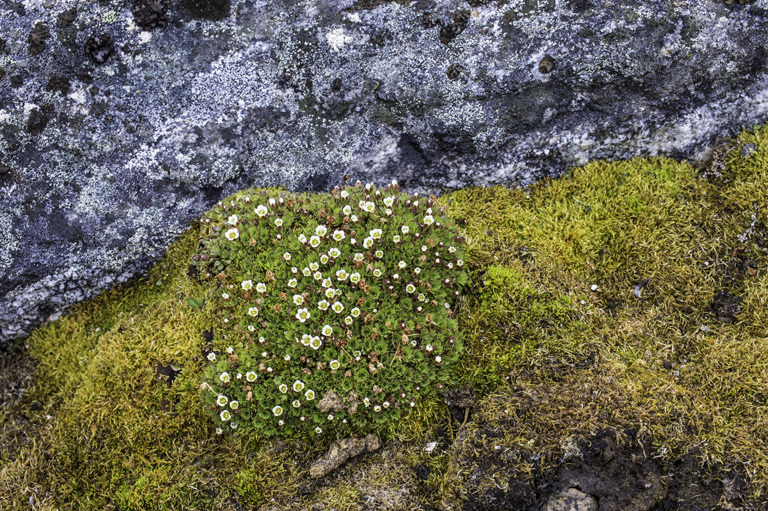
545;488;598;511
1;0;768;347
309;434;381;478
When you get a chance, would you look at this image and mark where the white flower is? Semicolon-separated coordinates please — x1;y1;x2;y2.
298;234;307;244
333;230;345;241
255;205;268;217
426;344;433;352
207;352;216;362
369;229;382;239
351;307;360;318
288;278;298;288
272;405;283;416
332;301;344;313
328;247;341;258
220;410;231;421
406;284;416;293
341;190;349;199
375;250;383;258
373;269;382;277
351;215;359;222
384;196;394;207
310;262;319;271
228;215;238;225
421;245;428;252
448;262;454;269
315;225;328;237
445;303;450;308
415;268;421;275
216;395;228;407
309;236;321;248
275;218;283;227
292;380;305;392
306;389;316;400
241;280;253;290
363;397;370;407
293;400;301;408
284;354;291;361
296;308;310;322
418;293;426;302
317;300;330;311
230;400;239;410
354;253;364;262
336;269;349;281
383;401;390;408
358;200;366;210
327;413;334;421
279;383;289;393
283;252;292;261
350;273;361;284
222;293;230;300
293;294;304;306
343;205;352;215
248;307;259;317
393;235;401;243
310;337;322;350
386;208;392;216
329;359;341;370
314;272;323;281
457;259;464;266
248;325;255;332
365;183;372;191
322;277;332;288
423;215;434;225
374;405;382;412
322;325;333;337
320;254;329;264
216;427;223;434
256;282;267;293
364;202;375;212
315;427;323;434
449;246;456;253
301;334;312;346
401;225;410;234
230;422;238;429
363;237;374;249
246;371;257;382
303;267;312;277
435;355;442;363
392;273;400;280
345;316;353;325
226;346;234;354
225;228;239;240
398;261;407;269
220;372;230;383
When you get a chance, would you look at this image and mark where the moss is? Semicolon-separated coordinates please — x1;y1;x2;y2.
2;126;768;508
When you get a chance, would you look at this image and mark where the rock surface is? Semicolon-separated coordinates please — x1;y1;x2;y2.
544;488;598;511
309;433;381;478
1;0;768;345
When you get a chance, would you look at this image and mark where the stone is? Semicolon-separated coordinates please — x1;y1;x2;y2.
1;0;768;347
309;434;381;478
545;488;598;511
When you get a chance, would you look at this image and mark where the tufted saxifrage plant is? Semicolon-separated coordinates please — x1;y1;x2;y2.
192;182;467;439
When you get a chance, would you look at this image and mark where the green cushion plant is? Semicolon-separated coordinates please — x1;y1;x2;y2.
192;182;467;439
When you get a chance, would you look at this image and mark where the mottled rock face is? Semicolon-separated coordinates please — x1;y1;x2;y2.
1;0;767;346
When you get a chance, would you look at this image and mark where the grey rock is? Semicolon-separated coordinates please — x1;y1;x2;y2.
544;488;598;511
1;0;768;346
309;433;381;478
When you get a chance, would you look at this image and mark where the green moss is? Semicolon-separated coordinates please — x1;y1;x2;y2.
2;126;768;508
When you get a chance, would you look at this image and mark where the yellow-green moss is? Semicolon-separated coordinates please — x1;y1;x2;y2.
2;127;768;509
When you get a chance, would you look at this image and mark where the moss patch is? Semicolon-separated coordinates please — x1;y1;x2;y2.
2;126;768;509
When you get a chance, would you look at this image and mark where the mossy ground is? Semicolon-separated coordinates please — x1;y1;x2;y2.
2;126;768;510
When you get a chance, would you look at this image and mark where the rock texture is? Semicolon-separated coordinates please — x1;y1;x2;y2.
1;0;768;345
309;434;381;478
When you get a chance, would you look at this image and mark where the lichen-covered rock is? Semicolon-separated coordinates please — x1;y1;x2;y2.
544;488;598;511
1;0;768;346
309;434;381;478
